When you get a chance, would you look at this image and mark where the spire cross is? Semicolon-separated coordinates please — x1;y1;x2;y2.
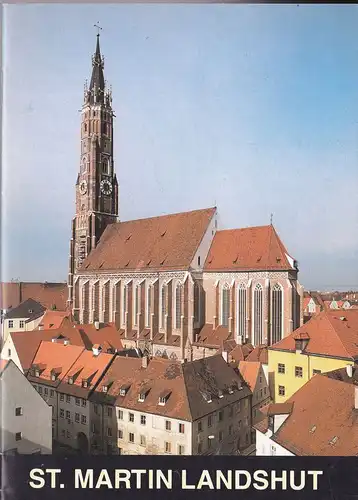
94;23;102;36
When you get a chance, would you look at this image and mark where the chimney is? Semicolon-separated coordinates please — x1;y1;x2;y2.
222;351;228;363
94;321;100;330
142;356;148;369
346;365;353;378
38;324;44;331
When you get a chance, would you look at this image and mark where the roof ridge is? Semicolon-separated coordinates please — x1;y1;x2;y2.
216;224;272;233
324;312;355;359
117;207;216;226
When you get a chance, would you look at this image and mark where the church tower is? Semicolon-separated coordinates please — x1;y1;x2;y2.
68;33;118;307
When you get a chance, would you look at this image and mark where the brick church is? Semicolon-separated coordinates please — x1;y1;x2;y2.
68;34;304;361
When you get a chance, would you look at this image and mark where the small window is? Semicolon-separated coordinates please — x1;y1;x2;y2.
15;432;22;441
60;409;65;418
107;407;112;418
60;394;64;402
207;437;212;449
129;413;134;423
140;435;146;446
178;444;185;455
66;395;71;403
118;410;123;420
197;420;202;432
19;320;25;328
295;366;303;378
38;386;42;395
129;432;134;443
278;363;285;374
50;390;54;398
75;413;80;423
278;385;285;396
81;415;87;424
118;429;123;439
81;399;87;407
7;349;11;357
140;415;146;426
107;427;112;437
165;420;171;431
179;423;185;434
208;415;212;427
165;441;171;453
44;388;48;396
219;410;223;422
66;410;70;419
75;398;80;406
198;256;201;266
8;320;14;329
15;407;23;416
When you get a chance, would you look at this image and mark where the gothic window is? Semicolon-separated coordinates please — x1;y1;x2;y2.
237;283;247;338
122;285;127;322
134;285;139;326
84;123;88;133
102;158;109;175
253;284;263;345
194;282;200;323
175;284;183;329
221;284;230;327
271;284;283;344
161;284;167;330
146;285;151;328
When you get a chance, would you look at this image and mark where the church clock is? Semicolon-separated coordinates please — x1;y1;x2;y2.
79;180;87;195
100;179;112;195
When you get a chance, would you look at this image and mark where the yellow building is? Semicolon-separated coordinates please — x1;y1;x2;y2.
268;309;358;402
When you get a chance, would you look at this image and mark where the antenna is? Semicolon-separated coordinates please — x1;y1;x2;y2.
270;213;274;225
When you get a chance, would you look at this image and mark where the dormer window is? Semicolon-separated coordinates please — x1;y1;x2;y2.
35;370;40;378
68;377;74;385
119;384;130;397
202;392;212;403
228;386;234;394
218;389;224;399
138;388;150;402
158;390;171;406
102;385;108;393
51;373;57;381
82;380;88;388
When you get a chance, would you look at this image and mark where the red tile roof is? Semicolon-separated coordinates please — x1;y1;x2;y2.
0;282;67;311
37;310;72;330
81;207;216;272
28;341;85;385
204;225;295;272
246;345;268;364
238;361;261;391
72;323;123;351
194;324;231;348
229;344;254;362
269;310;358;360
258;375;358;456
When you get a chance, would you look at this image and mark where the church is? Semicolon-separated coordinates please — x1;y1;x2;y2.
68;34;304;361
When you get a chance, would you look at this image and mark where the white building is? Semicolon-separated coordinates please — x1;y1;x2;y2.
0;359;52;454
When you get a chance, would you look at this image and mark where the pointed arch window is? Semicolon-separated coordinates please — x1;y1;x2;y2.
221;284;230;327
253;284;263;346
161;284;167;330
175;284;183;329
237;283;247;338
271;283;283;345
122;285;127;321
146;285;152;328
194;282;200;323
134;285;139;326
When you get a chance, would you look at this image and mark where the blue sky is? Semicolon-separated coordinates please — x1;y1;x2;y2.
2;4;358;290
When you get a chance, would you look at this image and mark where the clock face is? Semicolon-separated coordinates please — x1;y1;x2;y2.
79;180;87;195
100;179;113;195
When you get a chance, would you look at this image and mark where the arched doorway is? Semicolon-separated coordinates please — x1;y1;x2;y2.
77;432;89;455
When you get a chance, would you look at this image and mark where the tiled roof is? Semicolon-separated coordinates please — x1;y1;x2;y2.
204;225;295;272
269;310;358;360
258;375;358;456
72;323;123;351
4;298;45;320
0;282;67;311
229;343;254;362
27;341;85;387
0;359;9;375
81;207;216;272
57;349;115;398
92;354;251;421
323;366;358;386
37;311;71;330
194;324;231;348
246;345;268;364
238;361;261;391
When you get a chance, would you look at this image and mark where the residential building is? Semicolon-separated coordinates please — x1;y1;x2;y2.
2;299;46;344
255;371;358;456
91;354;252;455
68;34;304;362
0;359;52;454
238;361;271;426
268;309;358;403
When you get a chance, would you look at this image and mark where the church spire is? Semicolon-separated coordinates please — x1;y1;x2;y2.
88;28;105;104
